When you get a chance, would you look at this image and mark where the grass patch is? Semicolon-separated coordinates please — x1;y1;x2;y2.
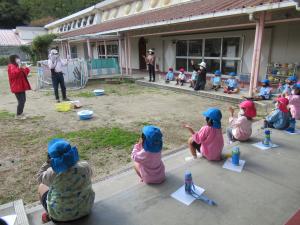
50;127;140;160
0;110;14;119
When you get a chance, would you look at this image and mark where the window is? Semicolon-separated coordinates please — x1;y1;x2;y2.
63;24;67;31
59;26;63;32
98;42;119;59
89;15;95;25
83;17;88;27
175;37;242;74
175;40;202;71
70;46;78;59
72;20;77;29
77;19;82;28
67;23;71;31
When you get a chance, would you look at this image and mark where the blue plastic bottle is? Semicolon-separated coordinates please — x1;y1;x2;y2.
231;147;240;166
262;129;271;146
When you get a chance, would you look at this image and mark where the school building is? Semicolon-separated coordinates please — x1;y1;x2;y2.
45;0;300;93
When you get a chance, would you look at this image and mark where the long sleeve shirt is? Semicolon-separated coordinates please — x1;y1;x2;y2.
192;125;224;161
131;143;165;184
266;109;290;129
229;116;252;141
48;57;67;73
145;54;156;65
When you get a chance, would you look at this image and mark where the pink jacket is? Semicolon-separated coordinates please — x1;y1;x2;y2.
229;116;252;141
131;143;165;184
288;95;300;120
192;125;224;161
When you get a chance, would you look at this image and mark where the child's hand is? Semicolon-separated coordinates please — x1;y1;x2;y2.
183;124;192;129
190;60;194;65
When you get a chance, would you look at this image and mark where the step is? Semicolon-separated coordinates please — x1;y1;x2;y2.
0;199;29;225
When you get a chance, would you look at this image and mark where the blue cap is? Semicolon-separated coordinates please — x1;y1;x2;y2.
48;139;79;174
288;75;298;82
202;108;222;129
142;126;163;153
229;72;237;76
261;79;270;84
215;70;221;76
295;83;300;89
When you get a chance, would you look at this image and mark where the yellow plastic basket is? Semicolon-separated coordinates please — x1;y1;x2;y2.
55;102;73;112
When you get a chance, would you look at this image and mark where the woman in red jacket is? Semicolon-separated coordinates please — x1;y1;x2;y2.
7;55;31;119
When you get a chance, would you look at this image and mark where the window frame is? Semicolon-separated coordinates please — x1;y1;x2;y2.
175;36;243;74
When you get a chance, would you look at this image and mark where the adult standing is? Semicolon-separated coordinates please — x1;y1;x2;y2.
7;55;31;119
191;60;207;91
48;49;70;102
143;49;156;82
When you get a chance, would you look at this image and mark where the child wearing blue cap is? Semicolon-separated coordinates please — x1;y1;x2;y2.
223;72;239;94
165;67;174;83
183;108;224;161
131;126;165;184
36;139;95;223
245;79;272;101
211;70;222;91
278;75;298;96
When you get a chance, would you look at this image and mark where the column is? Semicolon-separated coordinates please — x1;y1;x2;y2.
86;39;92;59
118;37;123;76
127;35;132;75
124;36;129;75
249;12;265;97
104;40;108;59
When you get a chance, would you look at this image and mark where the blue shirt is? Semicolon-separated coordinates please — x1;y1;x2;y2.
266;109;290;129
212;77;221;86
259;87;272;99
226;78;238;88
281;84;293;95
165;71;174;80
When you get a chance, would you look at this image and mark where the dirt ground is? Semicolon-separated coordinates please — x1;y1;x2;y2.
0;67;238;205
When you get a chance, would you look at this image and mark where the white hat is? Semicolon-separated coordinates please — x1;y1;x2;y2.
198;62;206;68
50;49;58;55
148;49;154;53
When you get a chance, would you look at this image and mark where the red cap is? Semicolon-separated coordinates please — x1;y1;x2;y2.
179;68;185;72
239;100;257;118
168;67;173;71
276;97;289;113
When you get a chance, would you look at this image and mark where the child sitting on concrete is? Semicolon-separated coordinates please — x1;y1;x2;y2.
36;139;95;223
176;68;186;86
287;83;300;120
278;75;298;96
211;70;222;91
223;72;239;94
165;67;174;83
189;70;198;88
246;79;273;101
264;97;290;129
227;100;257;144
131;125;165;184
183;108;224;161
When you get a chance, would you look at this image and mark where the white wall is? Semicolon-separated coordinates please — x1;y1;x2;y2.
270;22;300;64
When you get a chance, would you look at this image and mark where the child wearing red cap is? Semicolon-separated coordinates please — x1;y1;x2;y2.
165;67;174;83
183;108;224;161
176;68;186;86
131;126;165;184
227;100;257;144
264;97;290;129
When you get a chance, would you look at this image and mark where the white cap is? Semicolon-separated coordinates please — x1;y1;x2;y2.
148;49;154;53
198;62;206;68
50;49;58;55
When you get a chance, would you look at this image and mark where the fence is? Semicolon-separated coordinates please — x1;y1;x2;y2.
36;58;120;90
36;58;89;90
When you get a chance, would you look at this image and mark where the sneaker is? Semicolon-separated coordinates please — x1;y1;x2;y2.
15;114;26;120
56;99;60;103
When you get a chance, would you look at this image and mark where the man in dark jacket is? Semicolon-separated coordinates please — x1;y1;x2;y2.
191;60;207;91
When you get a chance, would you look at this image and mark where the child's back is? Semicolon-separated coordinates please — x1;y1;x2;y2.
266;109;290;129
193;125;224;161
288;94;300;120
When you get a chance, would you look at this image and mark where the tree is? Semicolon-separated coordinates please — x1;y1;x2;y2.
0;0;29;28
31;34;57;61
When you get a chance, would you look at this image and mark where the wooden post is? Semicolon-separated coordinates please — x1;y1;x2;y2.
87;39;92;59
124;36;129;75
118;37;123;76
128;35;132;75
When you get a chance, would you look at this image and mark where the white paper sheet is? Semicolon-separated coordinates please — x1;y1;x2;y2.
252;142;279;150
222;158;245;173
171;185;205;206
1;215;17;225
284;129;300;135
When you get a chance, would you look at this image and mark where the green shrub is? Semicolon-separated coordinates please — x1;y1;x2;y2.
0;57;8;66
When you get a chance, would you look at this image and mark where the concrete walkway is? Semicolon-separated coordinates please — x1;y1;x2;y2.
25;122;300;225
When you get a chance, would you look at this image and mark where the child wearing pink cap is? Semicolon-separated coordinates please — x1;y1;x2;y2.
131;126;165;184
287;83;300;120
176;68;186;86
227;100;257;144
184;108;224;161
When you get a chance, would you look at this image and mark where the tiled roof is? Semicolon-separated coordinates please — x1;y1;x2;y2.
0;30;23;46
60;0;296;39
